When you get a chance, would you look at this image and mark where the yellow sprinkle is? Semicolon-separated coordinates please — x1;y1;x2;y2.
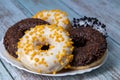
45;64;48;67
58;26;64;32
70;46;74;51
61;53;66;57
34;63;37;66
31;52;37;57
19;38;23;41
56;54;59;58
41;58;45;62
54;13;60;17
47;13;50;17
62;49;66;54
66;32;70;36
42;17;48;20
34;58;39;62
28;45;34;50
17;57;20;61
68;54;73;61
38;61;42;64
38;12;43;17
40;53;43;56
65;59;69;63
40;31;44;34
29;31;34;35
52;19;55;23
62;20;68;24
40;37;45;42
30;57;33;60
26;44;31;48
57;16;62;19
49;45;55;49
65;42;71;47
17;42;21;48
64;64;71;69
52;71;56;74
32;36;37;41
61;37;64;42
16;52;18;55
37;69;41;73
63;45;67;48
55;20;58;25
45;43;49;45
54;60;56;63
49;34;54;38
24;51;28;54
50;53;53;55
25;35;29;39
55;38;60;42
60;61;64;65
24;30;29;34
36;45;41;50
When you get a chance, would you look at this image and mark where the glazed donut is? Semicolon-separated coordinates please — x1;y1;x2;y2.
72;16;107;37
68;27;107;70
16;24;74;73
33;9;71;30
3;18;49;58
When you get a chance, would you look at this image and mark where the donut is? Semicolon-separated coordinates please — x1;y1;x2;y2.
16;24;74;73
32;9;71;30
3;18;49;58
69;27;107;69
72;16;107;37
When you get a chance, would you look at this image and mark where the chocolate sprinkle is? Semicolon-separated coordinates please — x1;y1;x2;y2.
71;16;107;37
69;27;107;66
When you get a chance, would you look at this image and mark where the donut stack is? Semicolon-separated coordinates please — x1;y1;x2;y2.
4;10;107;74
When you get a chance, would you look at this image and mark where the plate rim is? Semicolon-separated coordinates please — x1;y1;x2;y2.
0;38;108;76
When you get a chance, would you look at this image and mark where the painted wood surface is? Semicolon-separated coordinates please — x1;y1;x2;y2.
61;0;120;45
0;0;120;80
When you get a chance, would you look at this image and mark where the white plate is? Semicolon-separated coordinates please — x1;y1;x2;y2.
0;39;108;76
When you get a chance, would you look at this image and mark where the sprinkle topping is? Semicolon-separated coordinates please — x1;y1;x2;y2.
72;16;107;37
16;24;74;73
33;9;70;29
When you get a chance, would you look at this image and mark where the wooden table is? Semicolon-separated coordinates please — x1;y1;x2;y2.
0;0;120;80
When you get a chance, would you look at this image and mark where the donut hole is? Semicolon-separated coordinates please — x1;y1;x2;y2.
73;37;87;48
41;45;50;50
35;42;50;50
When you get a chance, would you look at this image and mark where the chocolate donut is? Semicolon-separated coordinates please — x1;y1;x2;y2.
4;18;49;58
69;27;107;69
72;16;107;37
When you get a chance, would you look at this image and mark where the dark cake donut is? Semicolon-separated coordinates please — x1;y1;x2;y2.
72;16;107;37
69;27;107;69
4;18;49;58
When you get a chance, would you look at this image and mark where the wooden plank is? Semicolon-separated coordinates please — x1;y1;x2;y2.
0;60;13;80
60;0;120;45
17;0;80;19
0;0;120;80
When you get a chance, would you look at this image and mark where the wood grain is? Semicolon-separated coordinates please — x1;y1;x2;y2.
0;60;13;80
61;0;120;45
0;0;120;80
17;0;80;19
